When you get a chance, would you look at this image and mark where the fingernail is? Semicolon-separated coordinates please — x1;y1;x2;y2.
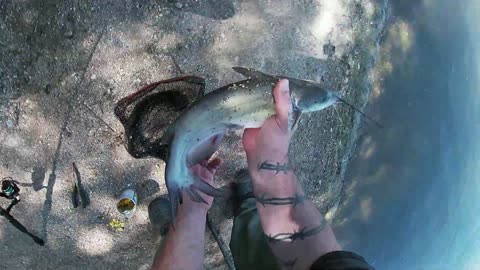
280;79;289;92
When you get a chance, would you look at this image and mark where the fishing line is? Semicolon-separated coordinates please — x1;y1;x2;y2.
337;97;383;128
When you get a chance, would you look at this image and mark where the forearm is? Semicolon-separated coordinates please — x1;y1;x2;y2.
250;155;341;270
152;206;207;270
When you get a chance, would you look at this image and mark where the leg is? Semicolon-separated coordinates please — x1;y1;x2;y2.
148;197;171;236
229;170;280;270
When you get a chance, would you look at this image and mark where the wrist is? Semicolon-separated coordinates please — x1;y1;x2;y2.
249;165;302;197
178;203;209;218
249;158;291;178
255;151;289;166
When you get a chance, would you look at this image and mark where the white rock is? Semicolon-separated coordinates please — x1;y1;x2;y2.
6;119;13;128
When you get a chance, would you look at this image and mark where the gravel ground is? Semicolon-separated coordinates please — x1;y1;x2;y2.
0;0;386;269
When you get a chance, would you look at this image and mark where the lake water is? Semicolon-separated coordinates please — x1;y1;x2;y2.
334;0;480;269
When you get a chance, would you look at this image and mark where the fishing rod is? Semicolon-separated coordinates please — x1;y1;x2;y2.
0;177;45;246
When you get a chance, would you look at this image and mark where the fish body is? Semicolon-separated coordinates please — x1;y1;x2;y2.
165;67;339;223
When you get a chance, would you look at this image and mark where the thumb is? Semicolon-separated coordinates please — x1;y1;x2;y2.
273;79;292;131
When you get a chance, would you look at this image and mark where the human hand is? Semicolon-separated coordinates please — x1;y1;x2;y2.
180;158;222;213
242;79;297;194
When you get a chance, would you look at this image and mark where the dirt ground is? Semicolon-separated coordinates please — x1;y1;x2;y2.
0;0;386;269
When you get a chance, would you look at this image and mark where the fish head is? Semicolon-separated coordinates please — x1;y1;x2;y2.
290;79;339;113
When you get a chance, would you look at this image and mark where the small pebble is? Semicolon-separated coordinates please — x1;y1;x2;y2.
90;74;97;80
323;43;335;57
6;119;13;128
175;2;183;8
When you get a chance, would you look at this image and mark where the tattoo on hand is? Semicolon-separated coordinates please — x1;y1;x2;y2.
257;161;291;175
256;193;305;207
265;220;326;243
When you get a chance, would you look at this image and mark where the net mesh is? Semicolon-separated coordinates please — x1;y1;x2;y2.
114;76;205;161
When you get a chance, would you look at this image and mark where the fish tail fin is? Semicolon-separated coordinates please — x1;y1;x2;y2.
167;182;180;229
165;139;182;229
232;67;274;80
166;135;224;227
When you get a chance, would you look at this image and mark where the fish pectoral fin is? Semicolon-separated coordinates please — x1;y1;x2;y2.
185;188;201;203
192;175;223;197
232;67;273;80
186;131;225;167
160;124;175;145
290;108;303;133
186;187;208;204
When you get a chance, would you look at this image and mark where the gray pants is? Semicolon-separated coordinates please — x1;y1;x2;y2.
229;198;280;270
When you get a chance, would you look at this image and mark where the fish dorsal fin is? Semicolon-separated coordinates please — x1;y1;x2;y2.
232;67;274;80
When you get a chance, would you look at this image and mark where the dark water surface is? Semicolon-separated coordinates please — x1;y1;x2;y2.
334;0;479;269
